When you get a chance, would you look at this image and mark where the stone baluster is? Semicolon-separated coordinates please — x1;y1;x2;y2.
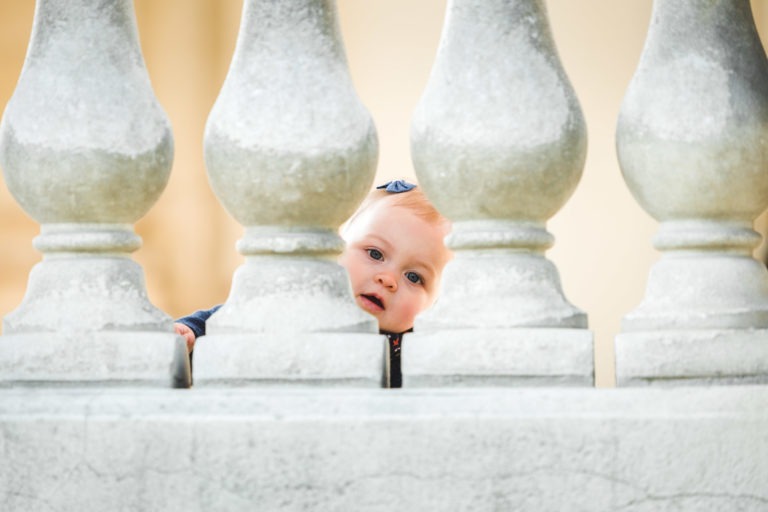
192;0;382;386
615;0;768;385
0;0;189;387
406;0;593;386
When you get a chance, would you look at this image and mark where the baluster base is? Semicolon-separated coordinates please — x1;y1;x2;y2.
4;256;172;334
208;256;377;334
0;331;190;388
622;252;768;331
416;250;588;330
616;329;768;386
403;328;594;387
192;332;385;387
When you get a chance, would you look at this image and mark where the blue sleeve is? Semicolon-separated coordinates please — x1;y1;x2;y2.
175;304;222;338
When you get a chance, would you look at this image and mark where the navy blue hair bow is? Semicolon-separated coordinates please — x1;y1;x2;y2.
376;180;417;193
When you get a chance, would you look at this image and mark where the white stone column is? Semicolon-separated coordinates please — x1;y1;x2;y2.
406;0;593;386
615;0;768;385
192;0;383;386
0;0;189;387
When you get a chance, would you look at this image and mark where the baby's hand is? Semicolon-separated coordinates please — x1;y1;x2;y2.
174;323;196;353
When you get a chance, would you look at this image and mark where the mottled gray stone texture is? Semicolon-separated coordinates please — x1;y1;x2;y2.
0;0;186;386
0;332;189;388
411;0;587;329
405;328;594;387
193;332;385;387
204;0;378;339
196;0;381;385
616;330;768;386
1;387;765;511
615;0;768;385
409;0;591;384
0;0;173;225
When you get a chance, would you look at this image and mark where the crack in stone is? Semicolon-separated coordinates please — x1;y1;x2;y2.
616;492;768;510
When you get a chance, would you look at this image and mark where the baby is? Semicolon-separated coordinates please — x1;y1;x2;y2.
339;180;451;334
175;180;451;386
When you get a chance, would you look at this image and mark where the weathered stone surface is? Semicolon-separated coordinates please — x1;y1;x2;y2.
3;254;170;334
616;329;768;386
622;252;768;331
0;0;185;386
615;0;768;385
208;255;373;334
193;332;385;387
409;0;590;383
405;328;594;387
1;386;765;511
617;1;768;225
0;332;189;388
0;0;173;225
410;0;587;330
417;250;587;331
204;0;377;230
204;0;378;338
411;0;587;225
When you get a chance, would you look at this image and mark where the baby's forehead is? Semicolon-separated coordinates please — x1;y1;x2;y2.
344;197;399;233
344;194;450;256
347;204;410;238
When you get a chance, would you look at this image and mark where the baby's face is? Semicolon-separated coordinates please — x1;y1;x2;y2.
339;198;451;333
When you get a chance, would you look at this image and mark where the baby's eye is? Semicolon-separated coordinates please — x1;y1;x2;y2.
405;271;423;285
367;248;383;261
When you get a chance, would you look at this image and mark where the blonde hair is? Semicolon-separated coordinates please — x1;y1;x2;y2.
344;185;449;234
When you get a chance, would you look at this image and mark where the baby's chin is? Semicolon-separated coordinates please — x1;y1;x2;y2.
378;319;414;334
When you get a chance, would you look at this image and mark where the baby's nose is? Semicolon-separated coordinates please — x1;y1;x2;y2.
375;272;398;291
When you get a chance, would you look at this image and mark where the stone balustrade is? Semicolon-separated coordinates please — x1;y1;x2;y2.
0;0;189;388
192;0;383;387
0;0;766;510
614;0;768;386
406;0;593;387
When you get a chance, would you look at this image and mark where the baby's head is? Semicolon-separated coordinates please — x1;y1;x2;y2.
339;181;452;333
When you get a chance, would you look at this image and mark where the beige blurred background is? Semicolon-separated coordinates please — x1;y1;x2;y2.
1;1;767;387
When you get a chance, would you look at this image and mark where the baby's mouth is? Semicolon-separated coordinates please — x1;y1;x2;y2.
361;294;384;309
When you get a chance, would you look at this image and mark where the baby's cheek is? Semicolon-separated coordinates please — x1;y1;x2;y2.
418;289;438;312
404;295;429;324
